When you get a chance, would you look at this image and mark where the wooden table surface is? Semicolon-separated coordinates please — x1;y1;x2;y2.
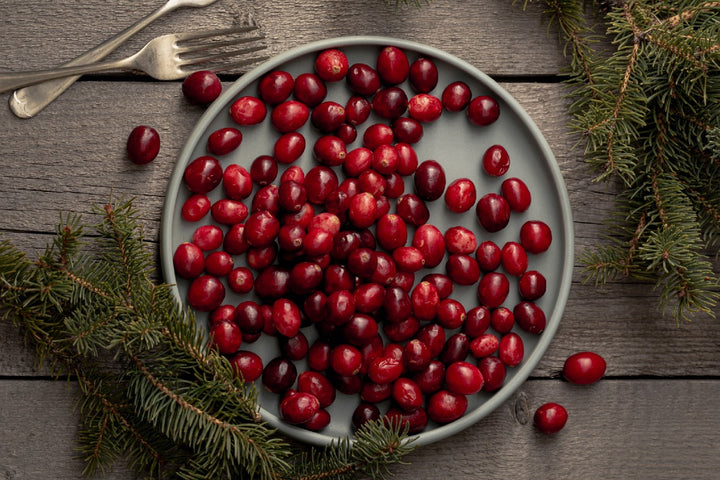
2;1;719;479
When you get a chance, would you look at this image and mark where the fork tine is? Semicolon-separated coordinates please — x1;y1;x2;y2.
180;44;268;69
174;24;261;43
178;33;266;57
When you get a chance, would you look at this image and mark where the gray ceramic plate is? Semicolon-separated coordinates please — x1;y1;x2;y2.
160;36;574;447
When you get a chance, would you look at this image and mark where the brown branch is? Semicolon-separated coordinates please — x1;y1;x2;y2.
665;1;720;28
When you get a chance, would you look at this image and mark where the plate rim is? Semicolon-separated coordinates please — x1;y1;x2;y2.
160;35;575;447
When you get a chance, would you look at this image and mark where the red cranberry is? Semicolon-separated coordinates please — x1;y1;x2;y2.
173;242;205;279
441;81;472;112
534;402;568;434
476;240;502;271
222;164;253;200
393;246;425;272
502;177;532;212
348;193;378;229
563;351;606;385
127;125;160;165
498;332;524;367
274;132;306;164
330;372;363;395
422;273;454;299
204;250;233;276
223;223;249;255
207;127;242;156
358;169;386;197
477;272;510;308
445;254;481;286
470;333;500;358
297;371;336;408
304;166;339;204
209;319;241;354
181;194;211;222
330;344;363;376
409;57;439;93
444;178;477;213
412;360;445;394
376;214;407;251
313;135;347;166
254;266;290;300
352;402;381;430
392;117;424;144
385;406;428;434
520;220;553;254
251;184;280;214
258;70;294;105
280;391;320;425
490;306;515;334
385;172;405;198
519;270;547;300
427;390;467;424
262;357;297;394
229;350;263;382
514;301;547;334
414;160;446;201
272;298;302;338
392;377;424;412
304;409;331;431
436;298;466;329
326;289;356;325
345;95;372;125
403;339;431;372
272;100;310;132
482;144;510;176
464;305;491;338
383;285;412;321
444;226;477;255
184;155;222;194
501;241;528;276
368;356;403;384
244;211;280;247
250;155;278;186
440;332;470;365
354;283;385;313
476;193;511;233
361;381;392;403
293;72;327;107
187;275;225;312
182;70;222;105
191;224;223;251
311;101;346;132
211;199;248;225
412;224;445;267
280;330;310;360
467;95;500;126
445;361;484;395
246;245;277;271
395;143;419;175
410;281;440;322
343;314;379;346
383;315;420;342
362;123;394;149
315;48;349;82
370;252;397;286
372;87;408;120
307;339;331;371
346;63;381;96
408;94;443;123
372;144;399;175
479;356;506;392
376;46;409;85
229;96;267;125
234;301;264;334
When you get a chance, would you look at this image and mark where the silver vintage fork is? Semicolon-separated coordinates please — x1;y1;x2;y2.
0;25;266;94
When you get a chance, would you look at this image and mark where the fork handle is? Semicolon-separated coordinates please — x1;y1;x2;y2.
0;57;135;95
8;1;177;118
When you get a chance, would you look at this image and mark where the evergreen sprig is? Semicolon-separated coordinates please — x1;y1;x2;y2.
533;0;720;321
0;199;414;479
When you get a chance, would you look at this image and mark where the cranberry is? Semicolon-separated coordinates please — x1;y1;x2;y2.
392;117;424;144
395;143;419;175
184;155;222;194
207;127;242;156
358;169;386;197
479;356;506;392
410;281;440;322
412;224;445;267
409;57;439;93
408;94;443;123
464;305;491;338
251;184;280;215
343;314;379;346
181;194;211;222
467;95;500;126
412;360;445;394
307;340;331;371
445;361;484;395
297;371;336;408
476;193;511;233
126;125;160;165
490;306;514;334
223;164;253;200
392;377;423;411
330;372;363;395
223;223;249;255
502;177;532;212
250;155;278;186
247;245;277;271
392;246;425;273
372;144;399;175
470;333;500;358
498;332;524;367
441;81;472;112
293;72;327;107
330;344;363;376
187;275;225;312
304;166;339;204
304;409;331;431
482;144;510;176
272;100;310;133
244;211;280;247
372;87;408;120
182;70;222;105
445;254;481;286
520;220;553;254
311;101;346;132
204;251;233;276
234;301;264;334
563;351;606;385
345;95;372;125
313;135;347;166
414;160;446;201
362;123;394;149
354;283;385;313
271;298;302;338
436;298;466;329
279;331;309;361
443;226;476;255
229;96;267;125
288;262;323;295
519;270;547;300
277;180;306;213
427;390;467;424
315;49;349;82
258;70;294;105
346;63;381;96
376;214;407;251
385;406;428;434
440;332;470;365
211;199;248;225
383;285;412;321
403;339;431;372
361;381;392;403
422;273;454;299
336;124;356;145
383;315;420;342
370;252;397;286
534;402;568;434
348;193;378;229
262;357;297;393
477;272;510;308
173;242;204;279
280;391;320;425
273;132;306;164
209;319;241;354
385;172;405;198
376;46;409;85
352;402;381;430
368;356;403;384
191;224;223;251
476;240;502;271
254;266;290;300
229;350;263;382
444;178;477;213
501;241;528;276
514;301;547;334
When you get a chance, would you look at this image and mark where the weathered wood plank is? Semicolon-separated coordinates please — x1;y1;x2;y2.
1;379;718;479
0;0;566;76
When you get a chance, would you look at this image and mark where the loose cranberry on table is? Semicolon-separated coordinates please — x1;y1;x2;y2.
563;351;606;385
534;402;568;434
126;125;160;165
182;70;222;105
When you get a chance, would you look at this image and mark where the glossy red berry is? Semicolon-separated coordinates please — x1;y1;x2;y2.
409;57;439;93
479;356;507;392
209;319;241;355
444;178;477;213
315;49;349;82
426;390;468;424
467;95;500;126
229;350;264;382
482;144;510;176
187;275;225;312
520;220;553;254
514;301;547;334
498;332;524;367
376;46;410;85
127;125;160;165
182;70;222;105
207;127;242;156
229;96;267;125
173;242;205;279
184;155;223;194
534;402;568;434
258;70;294;105
280;392;320;425
477;272;509;308
501;177;532;212
563;351;606;385
414;160;446;201
476;193;511;233
441;81;472;112
445;361;484;395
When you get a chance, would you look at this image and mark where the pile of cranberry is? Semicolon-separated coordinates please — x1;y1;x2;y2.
169;45;602;437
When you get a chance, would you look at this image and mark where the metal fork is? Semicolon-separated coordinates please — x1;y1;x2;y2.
0;25;266;94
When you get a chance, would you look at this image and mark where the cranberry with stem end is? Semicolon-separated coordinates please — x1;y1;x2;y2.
250;155;278;186
315;48;349;82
